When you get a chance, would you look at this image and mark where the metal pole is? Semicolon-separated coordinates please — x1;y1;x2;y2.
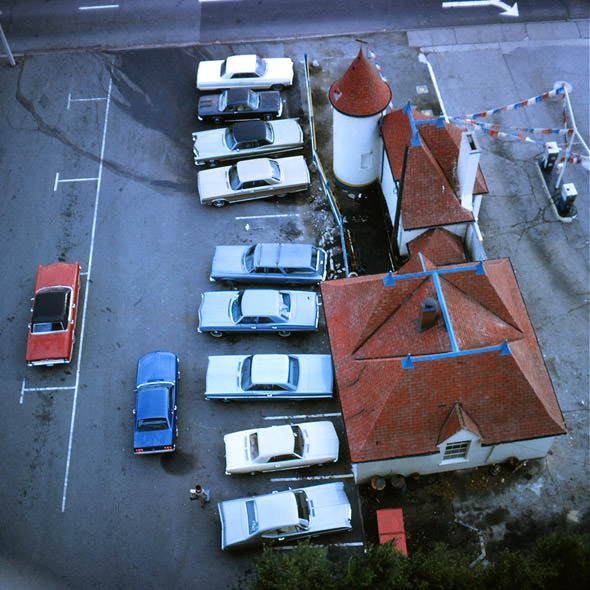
0;13;16;67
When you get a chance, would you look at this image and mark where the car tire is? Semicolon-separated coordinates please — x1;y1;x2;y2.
278;330;291;338
210;330;224;338
212;200;226;208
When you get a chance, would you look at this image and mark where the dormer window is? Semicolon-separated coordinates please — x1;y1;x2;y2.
442;440;471;462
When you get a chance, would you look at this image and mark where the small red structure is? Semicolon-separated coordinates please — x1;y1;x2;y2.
376;508;408;555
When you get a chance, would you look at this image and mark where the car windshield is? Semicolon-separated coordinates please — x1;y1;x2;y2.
293;490;310;529
249;432;259;459
291;425;304;456
243;245;257;272
137;417;169;431
279;292;291;319
287;356;299;388
230;292;244;322
228;165;242;191
240;356;253;390
246;499;259;535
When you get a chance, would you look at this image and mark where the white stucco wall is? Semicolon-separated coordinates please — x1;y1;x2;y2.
351;432;558;484
332;109;384;187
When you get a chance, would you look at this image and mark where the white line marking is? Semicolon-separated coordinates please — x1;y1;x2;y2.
54;172;99;192
234;213;300;220
61;76;113;513
78;4;119;10
270;474;354;482
67;93;108;110
19;379;25;404
264;412;342;421
23;385;77;392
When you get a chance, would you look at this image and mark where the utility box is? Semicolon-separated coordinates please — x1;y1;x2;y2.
542;142;560;172
376;508;408;554
558;182;578;217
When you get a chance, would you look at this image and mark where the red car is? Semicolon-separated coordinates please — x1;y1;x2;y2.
26;262;81;367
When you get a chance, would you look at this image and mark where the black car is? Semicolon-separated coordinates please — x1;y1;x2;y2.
198;88;283;124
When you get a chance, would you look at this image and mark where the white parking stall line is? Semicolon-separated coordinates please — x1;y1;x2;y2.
234;213;300;220
78;4;119;10
20;379;77;404
264;412;342;421
54;172;99;192
61;76;113;513
270;474;354;482
67;92;107;110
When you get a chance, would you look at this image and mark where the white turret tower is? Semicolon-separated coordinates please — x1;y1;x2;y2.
329;47;392;187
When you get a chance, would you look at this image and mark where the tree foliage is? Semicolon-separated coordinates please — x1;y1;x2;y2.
249;533;590;590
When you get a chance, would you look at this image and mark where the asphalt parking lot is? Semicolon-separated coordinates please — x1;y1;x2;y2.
0;46;363;589
1;21;589;590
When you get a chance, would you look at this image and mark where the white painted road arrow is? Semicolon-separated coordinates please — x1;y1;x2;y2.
442;1;519;17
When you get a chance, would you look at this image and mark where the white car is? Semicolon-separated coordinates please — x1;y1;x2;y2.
197;156;310;207
218;482;352;550
224;421;339;474
196;54;294;90
204;353;333;400
192;119;303;167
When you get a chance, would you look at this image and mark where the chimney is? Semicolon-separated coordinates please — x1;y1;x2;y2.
416;297;438;332
457;131;480;211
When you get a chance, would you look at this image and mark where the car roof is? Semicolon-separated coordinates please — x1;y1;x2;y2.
240;289;282;317
255;491;299;531
225;88;254;106
256;425;295;457
251;354;290;385
136;387;169;420
235;158;274;183
225;54;259;75
231;120;268;143
32;290;69;324
255;243;314;270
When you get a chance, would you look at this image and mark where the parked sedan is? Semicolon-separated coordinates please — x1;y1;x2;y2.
133;351;179;454
218;482;352;550
197;156;310;207
197;289;318;337
192;119;303;167
224;421;339;474
26;262;81;367
210;242;327;286
205;354;333;400
196;54;294;90
197;88;283;124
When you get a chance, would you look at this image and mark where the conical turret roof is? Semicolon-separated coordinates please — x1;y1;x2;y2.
329;48;392;117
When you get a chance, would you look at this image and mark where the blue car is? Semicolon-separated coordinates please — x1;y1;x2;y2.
133;351;179;454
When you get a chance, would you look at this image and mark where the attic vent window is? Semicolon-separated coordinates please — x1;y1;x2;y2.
442;440;471;462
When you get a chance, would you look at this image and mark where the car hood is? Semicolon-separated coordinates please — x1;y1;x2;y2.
210;245;250;279
26;330;71;363
205;355;247;395
136;351;177;387
300;421;339;460
192;127;227;159
305;483;352;535
197;166;231;202
198;291;238;330
292;354;332;395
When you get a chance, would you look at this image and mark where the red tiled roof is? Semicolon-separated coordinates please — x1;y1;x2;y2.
437;403;482;444
320;258;566;464
401;143;474;228
329;48;392;117
380;107;488;229
407;229;467;266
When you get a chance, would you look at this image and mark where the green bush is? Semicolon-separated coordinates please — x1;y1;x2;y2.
248;532;590;590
